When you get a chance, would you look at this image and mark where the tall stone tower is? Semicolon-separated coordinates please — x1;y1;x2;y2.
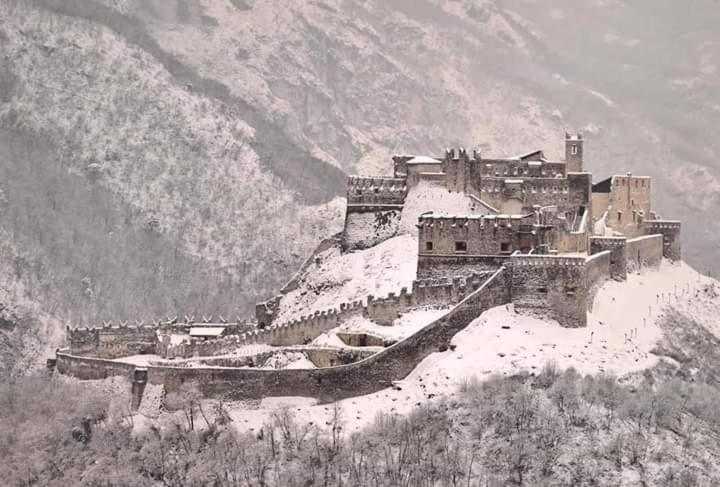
565;132;584;173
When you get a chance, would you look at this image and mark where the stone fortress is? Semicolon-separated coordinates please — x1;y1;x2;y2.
52;134;682;408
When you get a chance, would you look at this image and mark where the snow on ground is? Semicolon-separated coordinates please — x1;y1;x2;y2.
273;180;494;323
310;307;450;345
274;234;417;322
399;179;489;235
226;261;716;434
261;351;317;369
115;354;164;366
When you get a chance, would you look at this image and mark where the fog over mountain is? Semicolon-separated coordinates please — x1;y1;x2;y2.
0;0;718;366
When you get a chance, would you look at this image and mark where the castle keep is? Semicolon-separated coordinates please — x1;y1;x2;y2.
53;134;683;406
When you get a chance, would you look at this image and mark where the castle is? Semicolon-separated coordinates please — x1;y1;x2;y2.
51;134;682;407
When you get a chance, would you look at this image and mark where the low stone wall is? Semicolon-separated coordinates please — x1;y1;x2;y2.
626;234;663;272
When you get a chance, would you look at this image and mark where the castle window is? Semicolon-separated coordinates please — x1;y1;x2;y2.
374;187;380;193
425;241;433;252
455;241;467;253
571;144;578;155
617;211;622;222
500;242;511;253
356;189;362;195
537;287;548;294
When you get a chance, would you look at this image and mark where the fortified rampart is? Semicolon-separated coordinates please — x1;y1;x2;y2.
68;325;157;359
643;220;681;261
343;177;407;251
509;256;588;328
590;236;628;280
626;234;663;272
346;177;408;208
585;250;612;307
57;268;512;404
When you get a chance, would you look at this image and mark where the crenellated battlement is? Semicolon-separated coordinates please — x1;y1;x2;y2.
510;255;586;267
644;220;681;230
346;176;408;206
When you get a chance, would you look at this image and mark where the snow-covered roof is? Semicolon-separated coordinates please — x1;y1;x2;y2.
407;156;442;164
189;327;225;337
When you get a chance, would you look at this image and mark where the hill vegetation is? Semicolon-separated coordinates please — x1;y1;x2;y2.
2;365;719;486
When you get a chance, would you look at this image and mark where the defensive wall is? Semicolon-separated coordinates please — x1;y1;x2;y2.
68;324;157;359
585;250;613;308
343;176;408;251
56;238;669;403
55;269;509;403
509;256;589;328
589;232;668;279
626;234;663;272
643;220;681;261
590;236;628;280
417;214;545;256
74;272;490;360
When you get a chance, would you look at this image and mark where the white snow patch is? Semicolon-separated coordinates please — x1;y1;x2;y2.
274;234;418;323
399;179;489;235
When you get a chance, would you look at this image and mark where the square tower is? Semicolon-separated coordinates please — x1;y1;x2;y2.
565;132;584;173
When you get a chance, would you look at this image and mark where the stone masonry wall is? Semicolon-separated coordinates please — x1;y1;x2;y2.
510;256;588;328
590;236;628;280
643;220;681;261
342;209;401;251
585;250;612;309
626;234;663;272
56;351;136;381
417;215;539;256
144;267;511;403
68;325;158;359
417;255;509;279
346;177;407;207
57;269;510;403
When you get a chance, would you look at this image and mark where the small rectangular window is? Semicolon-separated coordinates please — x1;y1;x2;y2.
455;241;467;253
571;144;578;155
500;242;511;253
617;211;622;221
425;241;433;252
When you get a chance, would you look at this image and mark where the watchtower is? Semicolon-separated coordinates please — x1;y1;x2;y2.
565;132;584;173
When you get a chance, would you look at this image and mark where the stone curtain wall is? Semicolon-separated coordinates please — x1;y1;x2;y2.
643;220;681;261
145;267;511;403
346;177;407;207
590;237;628;280
68;325;158;359
585;250;612;309
626;234;663;272
510;256;588;328
417;254;509;279
56;269;510;403
342;210;401;250
417;215;538;256
56;351;137;380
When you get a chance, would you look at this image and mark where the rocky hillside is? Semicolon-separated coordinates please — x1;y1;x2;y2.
0;0;718;367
